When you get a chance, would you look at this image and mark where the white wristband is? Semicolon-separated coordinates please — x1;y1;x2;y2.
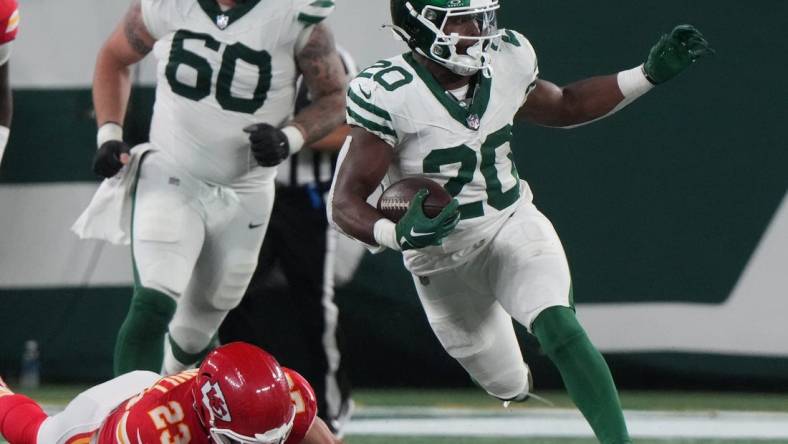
97;122;124;148
373;218;401;252
617;65;654;101
281;125;305;154
0;125;9;166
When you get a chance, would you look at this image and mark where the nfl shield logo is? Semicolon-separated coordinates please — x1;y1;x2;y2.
216;14;229;29
466;114;481;130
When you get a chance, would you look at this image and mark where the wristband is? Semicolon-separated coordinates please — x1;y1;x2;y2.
0;125;8;165
281;125;305;154
97;122;124;148
373;218;401;251
617;65;654;100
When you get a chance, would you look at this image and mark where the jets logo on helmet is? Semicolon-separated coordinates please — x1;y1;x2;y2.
201;380;232;422
390;0;504;76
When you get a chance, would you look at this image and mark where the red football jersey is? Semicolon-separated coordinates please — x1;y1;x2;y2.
96;369;317;444
0;0;18;44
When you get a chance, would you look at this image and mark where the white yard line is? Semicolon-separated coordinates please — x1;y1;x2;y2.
346;407;788;440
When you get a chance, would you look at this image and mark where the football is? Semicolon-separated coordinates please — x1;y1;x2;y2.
377;177;452;222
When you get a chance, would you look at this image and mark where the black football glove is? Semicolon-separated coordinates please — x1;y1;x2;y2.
92;140;131;178
244;123;290;167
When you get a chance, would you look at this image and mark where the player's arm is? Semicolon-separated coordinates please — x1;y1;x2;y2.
308;125;351;152
516;24;713;128
292;24;347;146
91;0;154;177
331;127;393;246
245;24;346;167
330;128;459;251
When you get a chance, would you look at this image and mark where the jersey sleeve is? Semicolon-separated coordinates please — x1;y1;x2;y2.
283;368;318;444
140;0;175;40
346;74;399;147
500;30;539;106
0;0;19;45
293;0;335;27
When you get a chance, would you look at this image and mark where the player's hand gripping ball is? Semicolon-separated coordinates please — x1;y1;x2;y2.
378;177;460;251
377;177;452;222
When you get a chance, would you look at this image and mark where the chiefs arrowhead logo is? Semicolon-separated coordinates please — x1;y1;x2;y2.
200;380;232;422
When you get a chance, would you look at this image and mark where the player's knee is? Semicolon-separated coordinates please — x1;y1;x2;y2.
135;252;191;297
532;306;586;356
209;260;257;310
474;362;529;400
431;319;490;359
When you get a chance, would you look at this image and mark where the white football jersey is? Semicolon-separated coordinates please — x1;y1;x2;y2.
346;30;539;274
141;0;333;186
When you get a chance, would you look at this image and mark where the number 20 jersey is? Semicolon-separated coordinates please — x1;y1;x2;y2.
141;0;333;186
346;31;539;275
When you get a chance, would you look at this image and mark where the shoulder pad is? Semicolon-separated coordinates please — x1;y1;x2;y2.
346;62;401;147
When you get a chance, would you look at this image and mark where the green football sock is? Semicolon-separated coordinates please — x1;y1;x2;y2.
113;287;177;376
532;306;632;444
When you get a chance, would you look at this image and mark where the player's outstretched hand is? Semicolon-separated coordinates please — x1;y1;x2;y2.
644;24;714;85
92;140;131;178
395;189;460;250
244;123;290;167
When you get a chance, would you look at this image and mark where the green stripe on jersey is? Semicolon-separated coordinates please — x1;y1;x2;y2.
347;89;392;122
298;13;328;24
347;108;397;138
309;0;335;7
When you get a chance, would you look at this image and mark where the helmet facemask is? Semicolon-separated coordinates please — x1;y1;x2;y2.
398;1;503;76
207;409;296;444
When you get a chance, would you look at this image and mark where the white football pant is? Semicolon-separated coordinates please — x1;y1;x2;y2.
413;202;572;399
132;151;273;368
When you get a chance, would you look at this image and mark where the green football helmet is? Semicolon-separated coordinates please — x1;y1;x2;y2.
390;0;504;76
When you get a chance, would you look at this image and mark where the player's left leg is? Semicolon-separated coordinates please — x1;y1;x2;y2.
162;182;274;374
490;203;631;444
412;267;530;401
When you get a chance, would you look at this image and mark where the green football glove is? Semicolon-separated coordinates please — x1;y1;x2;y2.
643;24;714;85
395;189;460;251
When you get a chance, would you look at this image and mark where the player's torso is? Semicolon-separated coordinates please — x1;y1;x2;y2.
348;32;537;264
97;370;209;444
145;0;304;185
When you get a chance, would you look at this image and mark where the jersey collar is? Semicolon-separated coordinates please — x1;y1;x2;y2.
197;0;262;30
403;52;492;131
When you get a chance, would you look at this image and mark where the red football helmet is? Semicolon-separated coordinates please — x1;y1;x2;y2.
193;342;296;444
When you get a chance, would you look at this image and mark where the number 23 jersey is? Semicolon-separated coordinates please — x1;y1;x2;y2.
141;0;333;186
346;31;539;275
96;368;317;444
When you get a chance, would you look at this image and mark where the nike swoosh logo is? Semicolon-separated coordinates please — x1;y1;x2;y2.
248;222;264;229
410;228;435;237
359;87;372;100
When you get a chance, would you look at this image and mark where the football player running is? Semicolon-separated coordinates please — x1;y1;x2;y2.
0;0;18;167
78;0;347;377
330;1;713;443
0;342;340;444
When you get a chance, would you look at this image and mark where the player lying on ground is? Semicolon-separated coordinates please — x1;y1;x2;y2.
330;1;713;443
0;343;339;444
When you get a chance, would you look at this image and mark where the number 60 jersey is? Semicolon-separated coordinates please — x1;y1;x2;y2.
141;0;333;185
345;31;539;275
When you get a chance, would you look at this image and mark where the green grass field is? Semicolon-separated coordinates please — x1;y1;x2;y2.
3;387;788;443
